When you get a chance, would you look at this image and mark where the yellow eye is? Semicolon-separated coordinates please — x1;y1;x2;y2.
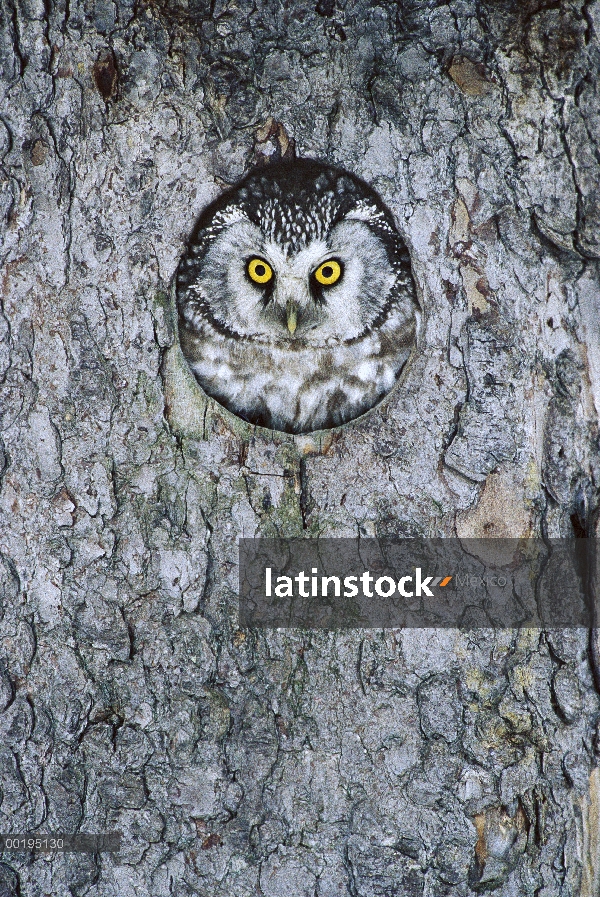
247;258;273;285
314;259;342;286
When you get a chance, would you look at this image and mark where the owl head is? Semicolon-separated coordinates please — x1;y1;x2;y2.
177;160;415;346
175;160;418;434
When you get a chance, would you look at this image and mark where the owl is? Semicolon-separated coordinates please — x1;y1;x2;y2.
175;160;419;435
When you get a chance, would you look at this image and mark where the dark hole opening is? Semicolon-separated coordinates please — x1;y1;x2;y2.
570;512;587;538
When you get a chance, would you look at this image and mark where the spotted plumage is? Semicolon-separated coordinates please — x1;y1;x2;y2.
176;160;419;434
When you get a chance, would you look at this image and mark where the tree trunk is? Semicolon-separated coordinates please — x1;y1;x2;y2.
1;1;600;895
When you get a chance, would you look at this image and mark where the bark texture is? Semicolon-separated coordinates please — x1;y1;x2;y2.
1;1;600;895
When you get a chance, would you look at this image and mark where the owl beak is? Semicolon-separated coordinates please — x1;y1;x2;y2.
286;300;298;335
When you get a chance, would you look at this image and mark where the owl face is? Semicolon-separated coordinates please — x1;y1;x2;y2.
176;160;419;434
191;213;396;344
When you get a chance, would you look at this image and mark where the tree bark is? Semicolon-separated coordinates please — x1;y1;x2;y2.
1;1;600;895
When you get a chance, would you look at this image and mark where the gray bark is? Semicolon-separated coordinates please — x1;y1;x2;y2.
1;1;600;895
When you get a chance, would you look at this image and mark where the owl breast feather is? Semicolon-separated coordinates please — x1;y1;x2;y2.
179;302;415;434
